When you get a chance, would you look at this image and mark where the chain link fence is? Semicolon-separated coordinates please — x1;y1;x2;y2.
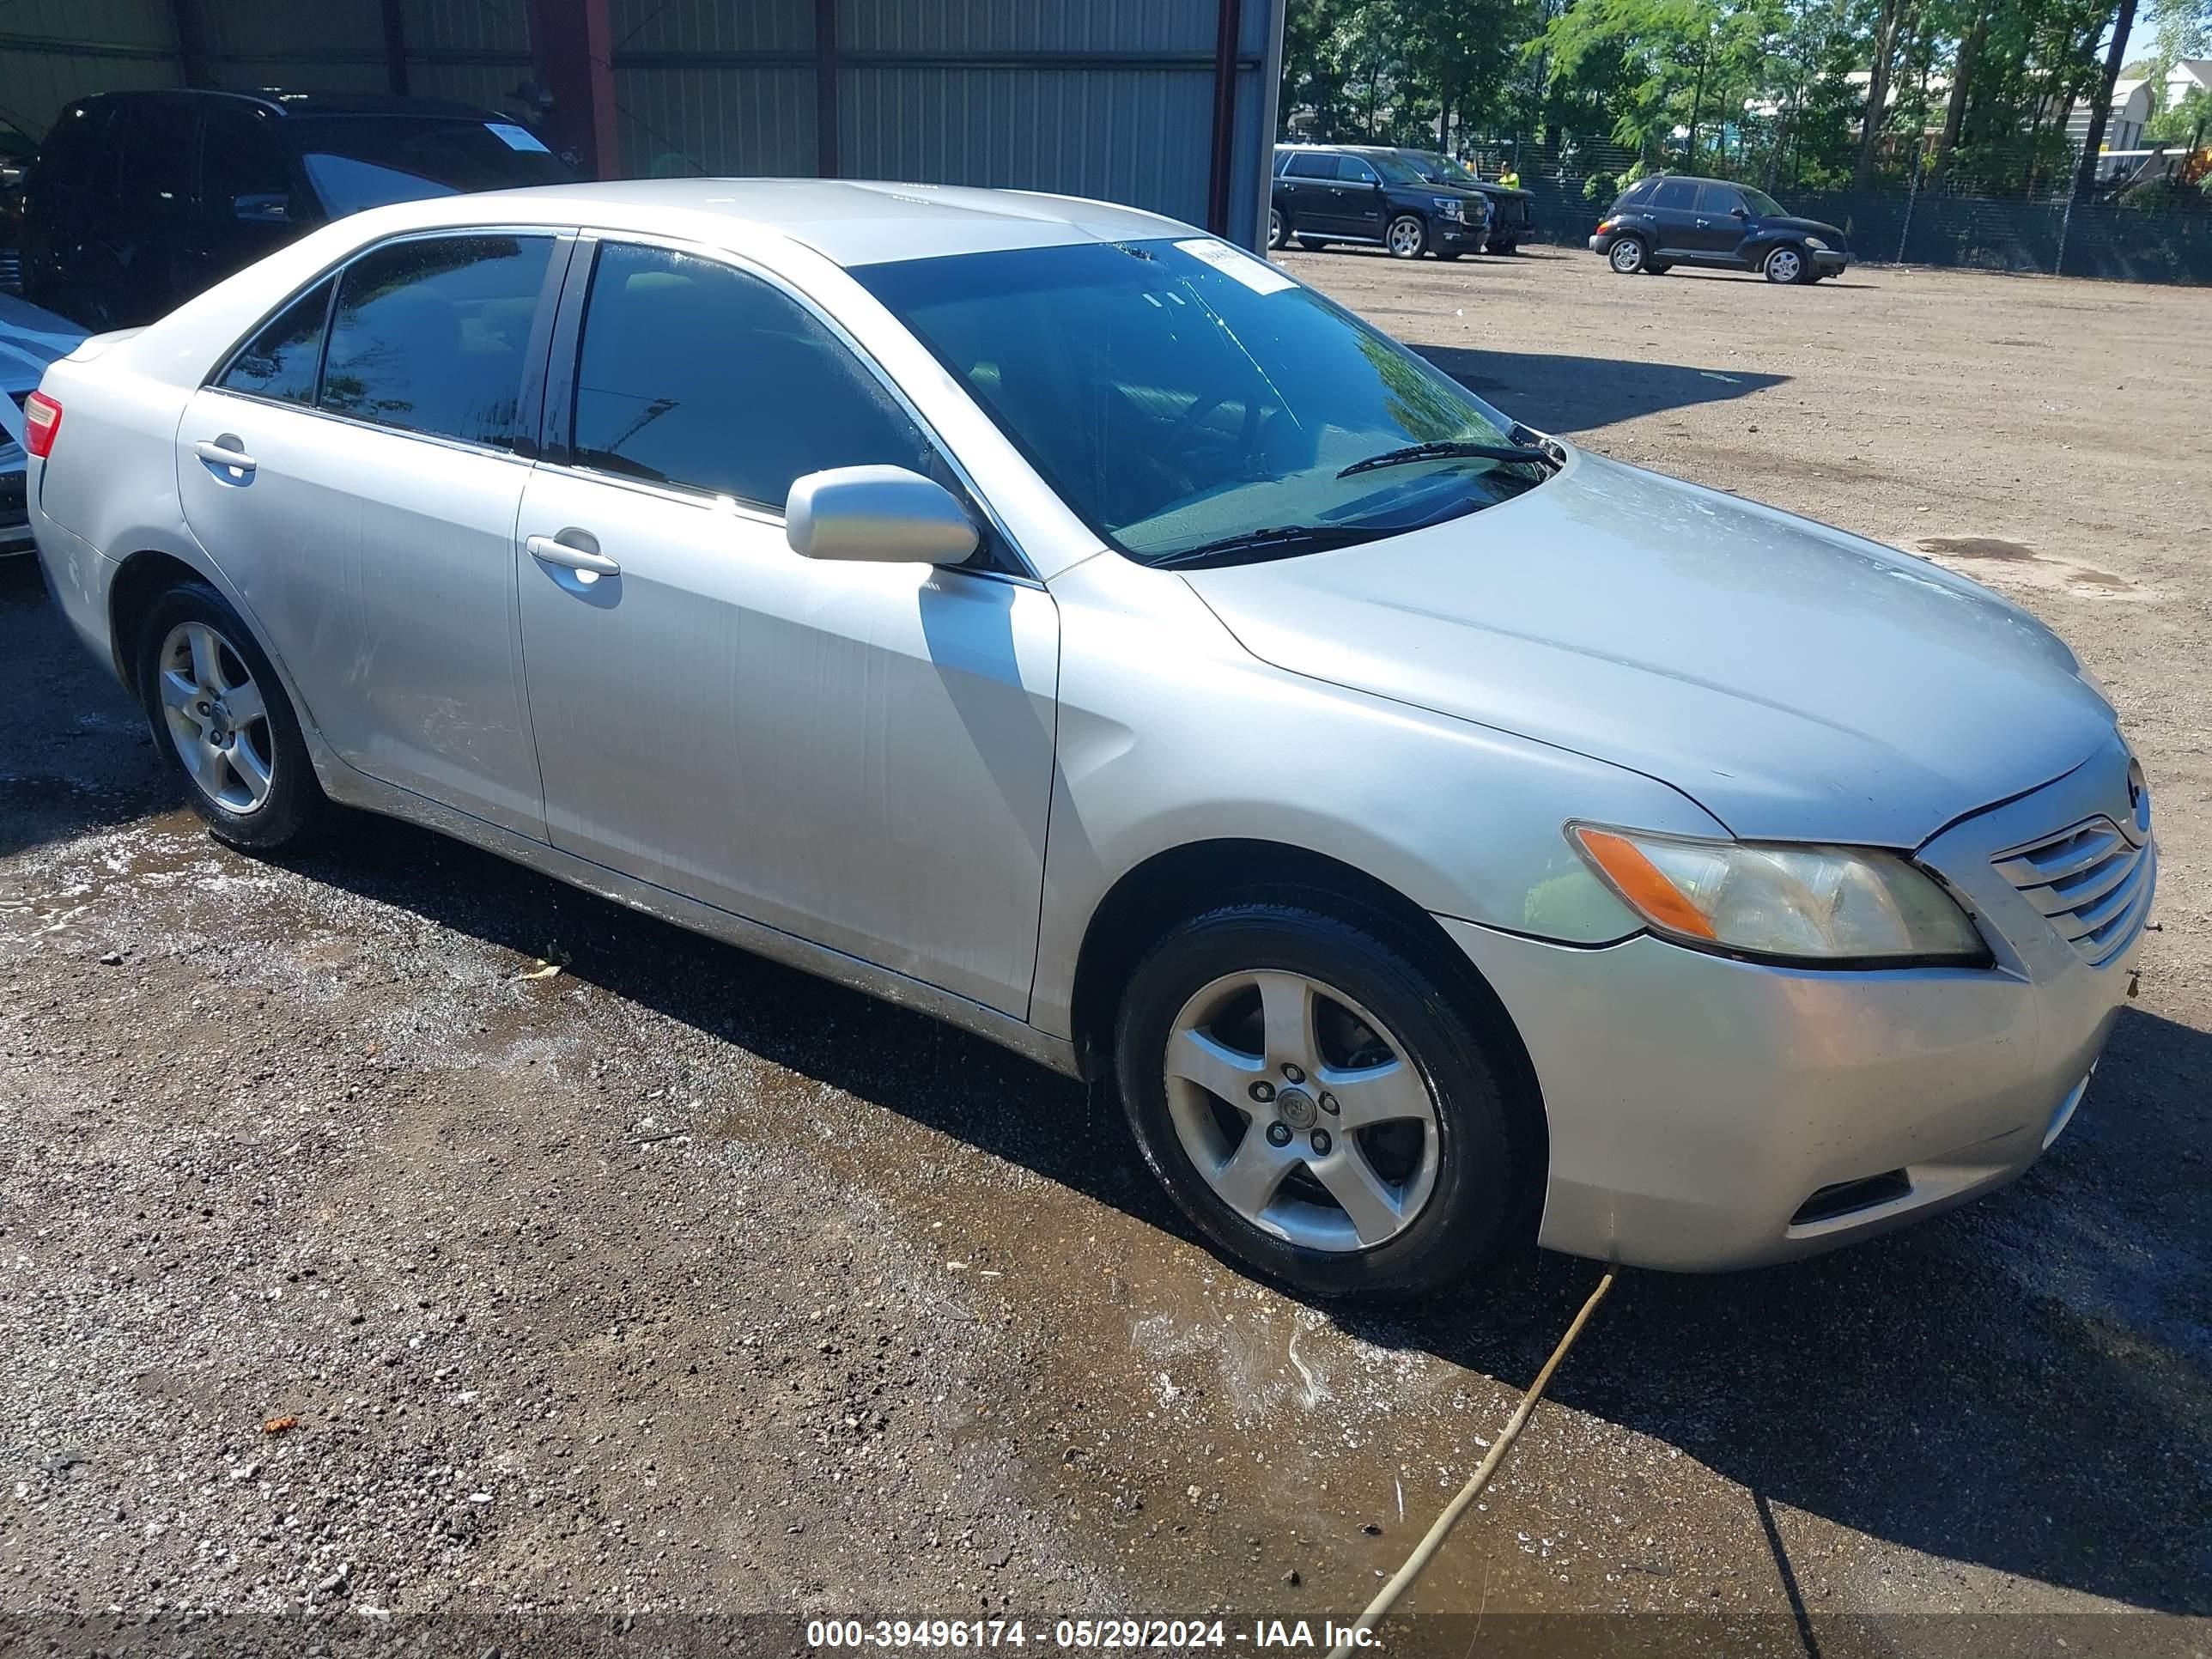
1462;137;2212;284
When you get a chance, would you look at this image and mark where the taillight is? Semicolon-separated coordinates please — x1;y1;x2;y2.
23;392;60;459
1596;219;1613;234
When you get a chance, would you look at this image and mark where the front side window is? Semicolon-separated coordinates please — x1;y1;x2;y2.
856;238;1542;566
1694;183;1741;215
1335;156;1381;185
1736;185;1787;217
202;108;299;225
568;242;934;509
218;276;333;404
320;234;553;447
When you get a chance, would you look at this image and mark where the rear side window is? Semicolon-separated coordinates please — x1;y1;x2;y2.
568;241;934;509
320;234;553;447
1285;154;1334;179
1650;179;1697;210
29;101;113;191
219;277;333;404
116;100;198;220
1617;179;1656;206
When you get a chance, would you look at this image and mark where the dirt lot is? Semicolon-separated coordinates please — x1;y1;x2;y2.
2;249;2208;1656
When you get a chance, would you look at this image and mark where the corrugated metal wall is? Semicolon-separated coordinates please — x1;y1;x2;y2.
2;0;1280;246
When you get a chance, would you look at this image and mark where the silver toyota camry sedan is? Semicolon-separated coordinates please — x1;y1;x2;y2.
27;181;2153;1295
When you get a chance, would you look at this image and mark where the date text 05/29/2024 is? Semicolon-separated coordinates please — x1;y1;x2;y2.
805;1620;1382;1650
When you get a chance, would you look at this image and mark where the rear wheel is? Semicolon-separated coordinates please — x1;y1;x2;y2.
1607;235;1647;275
1297;236;1329;252
1115;902;1529;1297
1645;260;1673;276
135;581;325;851
1763;244;1808;284
1267;207;1287;250
1386;213;1428;258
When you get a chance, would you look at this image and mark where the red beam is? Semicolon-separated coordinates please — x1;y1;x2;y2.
528;0;620;180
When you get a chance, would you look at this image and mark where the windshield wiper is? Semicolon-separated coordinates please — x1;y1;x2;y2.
1147;523;1384;568
1338;439;1557;479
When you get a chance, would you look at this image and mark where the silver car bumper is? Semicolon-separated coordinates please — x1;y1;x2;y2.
1443;736;2151;1272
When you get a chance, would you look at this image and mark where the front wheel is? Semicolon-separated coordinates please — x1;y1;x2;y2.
1267;207;1287;250
1115;903;1529;1297
1296;236;1329;252
1763;244;1810;284
1607;235;1647;275
1386;213;1428;259
136;581;326;851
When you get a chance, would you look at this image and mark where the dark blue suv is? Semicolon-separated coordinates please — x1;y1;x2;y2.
1589;175;1849;284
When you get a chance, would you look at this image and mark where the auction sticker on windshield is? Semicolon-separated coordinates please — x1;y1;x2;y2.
484;122;550;152
1173;237;1297;295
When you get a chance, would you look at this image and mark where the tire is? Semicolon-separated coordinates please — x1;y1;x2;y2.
1386;213;1428;259
1763;243;1810;284
1267;207;1287;251
1644;261;1673;276
1114;902;1530;1298
1436;249;1462;261
1493;241;1519;256
1297;236;1328;252
1607;235;1647;275
135;580;325;852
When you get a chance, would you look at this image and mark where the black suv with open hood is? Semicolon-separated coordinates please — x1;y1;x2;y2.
1270;144;1492;261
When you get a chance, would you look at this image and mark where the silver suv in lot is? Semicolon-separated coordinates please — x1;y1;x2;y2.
27;182;2152;1296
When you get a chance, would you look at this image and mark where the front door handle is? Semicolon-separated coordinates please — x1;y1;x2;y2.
526;532;620;578
1694;217;1711;227
194;439;256;477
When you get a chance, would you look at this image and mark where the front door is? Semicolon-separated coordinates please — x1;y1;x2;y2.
1689;183;1748;257
176;230;564;836
515;240;1059;1017
1327;155;1389;240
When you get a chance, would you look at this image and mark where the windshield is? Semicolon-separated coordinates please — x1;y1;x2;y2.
292;117;572;216
1413;152;1477;185
855;238;1540;565
1367;153;1427;185
1737;185;1787;217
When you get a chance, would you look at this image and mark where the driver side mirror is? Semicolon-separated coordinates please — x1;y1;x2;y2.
785;465;980;565
1730;205;1748;218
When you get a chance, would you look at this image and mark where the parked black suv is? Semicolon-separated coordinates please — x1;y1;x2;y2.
1398;150;1534;254
1270;144;1492;260
21;90;574;328
1589;175;1848;283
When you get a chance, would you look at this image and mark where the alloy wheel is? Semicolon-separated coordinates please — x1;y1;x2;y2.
1388;216;1426;258
1609;238;1644;274
1162;969;1441;1252
1766;247;1802;283
157;620;275;814
1268;208;1285;249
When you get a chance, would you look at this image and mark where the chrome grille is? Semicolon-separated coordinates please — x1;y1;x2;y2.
1993;816;2154;967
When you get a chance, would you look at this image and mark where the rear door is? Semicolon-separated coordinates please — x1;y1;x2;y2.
175;229;568;836
1279;153;1337;233
1644;177;1700;256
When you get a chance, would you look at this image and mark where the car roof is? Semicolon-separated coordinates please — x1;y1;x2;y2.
69;88;502;122
328;177;1195;269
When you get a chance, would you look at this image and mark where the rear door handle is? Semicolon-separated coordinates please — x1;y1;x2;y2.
194;439;256;477
526;532;620;578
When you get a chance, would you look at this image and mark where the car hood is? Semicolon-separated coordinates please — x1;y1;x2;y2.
1176;452;2112;848
1759;214;1845;245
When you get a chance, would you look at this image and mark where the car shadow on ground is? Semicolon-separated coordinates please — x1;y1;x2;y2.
7;534;2206;1619
264;804;2211;1617
1419;343;1788;436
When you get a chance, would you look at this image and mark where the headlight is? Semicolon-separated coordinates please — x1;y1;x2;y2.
1431;197;1462;219
1803;235;1828;250
1568;824;1988;964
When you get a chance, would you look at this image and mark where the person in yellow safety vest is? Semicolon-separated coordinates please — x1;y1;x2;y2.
1498;163;1522;190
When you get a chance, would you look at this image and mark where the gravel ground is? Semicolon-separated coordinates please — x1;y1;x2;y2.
2;249;2207;1656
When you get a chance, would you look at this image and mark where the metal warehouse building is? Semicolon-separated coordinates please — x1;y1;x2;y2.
1;0;1286;247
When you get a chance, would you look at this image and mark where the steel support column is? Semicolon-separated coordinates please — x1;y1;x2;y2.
1205;0;1241;234
380;0;410;96
170;0;211;88
815;0;840;178
528;0;620;180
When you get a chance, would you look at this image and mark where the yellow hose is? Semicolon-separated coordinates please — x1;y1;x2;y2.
1325;1268;1617;1659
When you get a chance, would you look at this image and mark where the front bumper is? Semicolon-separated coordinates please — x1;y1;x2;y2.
1814;248;1850;271
1437;217;1486;252
1443;739;2150;1271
